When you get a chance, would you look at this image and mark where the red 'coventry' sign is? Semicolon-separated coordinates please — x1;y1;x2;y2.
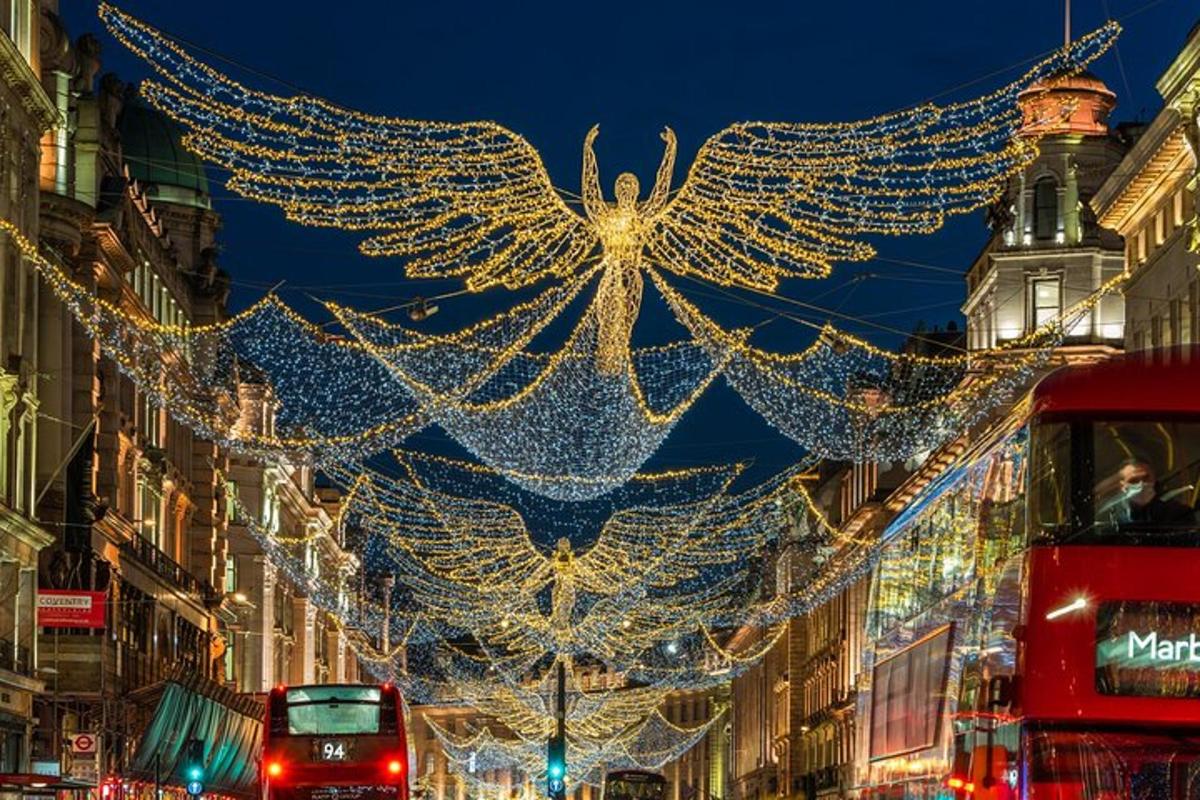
37;590;106;629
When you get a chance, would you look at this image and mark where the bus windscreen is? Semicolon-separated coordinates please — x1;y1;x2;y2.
284;686;382;735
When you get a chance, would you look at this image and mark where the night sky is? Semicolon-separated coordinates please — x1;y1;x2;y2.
60;0;1191;485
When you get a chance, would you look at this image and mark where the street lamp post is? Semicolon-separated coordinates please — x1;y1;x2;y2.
381;576;395;679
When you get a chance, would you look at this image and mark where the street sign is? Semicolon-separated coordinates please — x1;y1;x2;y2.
70;734;97;755
66;736;99;788
186;781;204;796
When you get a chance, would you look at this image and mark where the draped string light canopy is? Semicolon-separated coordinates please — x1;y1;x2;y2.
225;452;828;680
426;702;722;791
8;217;1119;500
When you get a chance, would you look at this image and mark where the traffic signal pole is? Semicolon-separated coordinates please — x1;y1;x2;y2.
556;659;565;752
547;660;567;800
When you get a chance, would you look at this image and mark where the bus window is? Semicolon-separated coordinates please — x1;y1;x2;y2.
1030;420;1200;544
1092;421;1200;536
1027;730;1200;800
603;772;667;800
1030;421;1072;542
285;686;382;735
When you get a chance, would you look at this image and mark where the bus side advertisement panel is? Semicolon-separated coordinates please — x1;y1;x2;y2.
1022;546;1200;723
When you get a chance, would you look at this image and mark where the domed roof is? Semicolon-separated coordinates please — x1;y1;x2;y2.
118;94;211;207
1017;69;1116;137
1018;69;1115;99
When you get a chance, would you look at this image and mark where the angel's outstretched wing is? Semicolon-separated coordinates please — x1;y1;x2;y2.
359;476;556;653
349;464;553;596
99;3;596;292
572;463;793;598
650;22;1119;290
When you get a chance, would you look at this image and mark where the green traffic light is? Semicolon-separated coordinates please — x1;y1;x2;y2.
188;768;203;781
548;763;564;780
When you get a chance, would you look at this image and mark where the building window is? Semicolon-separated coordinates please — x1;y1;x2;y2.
1175;190;1187;227
1170;298;1183;347
1030;277;1061;329
225;556;238;593
6;1;31;62
138;475;161;545
1137;229;1148;264
142;394;160;448
1033;177;1058;241
224;634;236;683
224;480;239;523
1156;209;1167;246
1190;281;1200;345
1151;315;1163;349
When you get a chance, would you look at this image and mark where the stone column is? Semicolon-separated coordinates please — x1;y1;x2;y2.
245;556;275;691
17;567;34;668
1064;158;1081;246
291;596;316;684
328;628;346;682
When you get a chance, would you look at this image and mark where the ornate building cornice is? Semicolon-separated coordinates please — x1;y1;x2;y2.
1092;118;1191;234
0;32;58;133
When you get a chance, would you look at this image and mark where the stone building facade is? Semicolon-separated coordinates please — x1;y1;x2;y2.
1092;21;1200;348
23;0;365;789
726;459;904;800
0;0;58;781
221;389;361;692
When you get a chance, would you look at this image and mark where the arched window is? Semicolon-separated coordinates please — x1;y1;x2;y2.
1034;177;1058;241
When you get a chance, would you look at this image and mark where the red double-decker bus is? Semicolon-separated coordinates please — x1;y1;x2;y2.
262;684;409;800
854;348;1200;800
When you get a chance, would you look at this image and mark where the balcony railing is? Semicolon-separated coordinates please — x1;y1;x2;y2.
0;636;31;676
120;532;215;602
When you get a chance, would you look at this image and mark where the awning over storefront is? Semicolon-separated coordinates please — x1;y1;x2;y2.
127;673;262;798
0;773;95;792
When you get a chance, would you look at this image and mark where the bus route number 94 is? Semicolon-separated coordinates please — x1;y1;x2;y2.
318;740;349;761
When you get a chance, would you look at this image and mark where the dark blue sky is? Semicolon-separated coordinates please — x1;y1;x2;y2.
62;0;1191;478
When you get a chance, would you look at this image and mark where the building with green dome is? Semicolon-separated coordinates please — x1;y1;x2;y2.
117;93;212;210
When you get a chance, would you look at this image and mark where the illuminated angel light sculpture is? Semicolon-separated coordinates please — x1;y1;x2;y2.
100;4;1118;370
426;703;720;790
320;453;826;682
